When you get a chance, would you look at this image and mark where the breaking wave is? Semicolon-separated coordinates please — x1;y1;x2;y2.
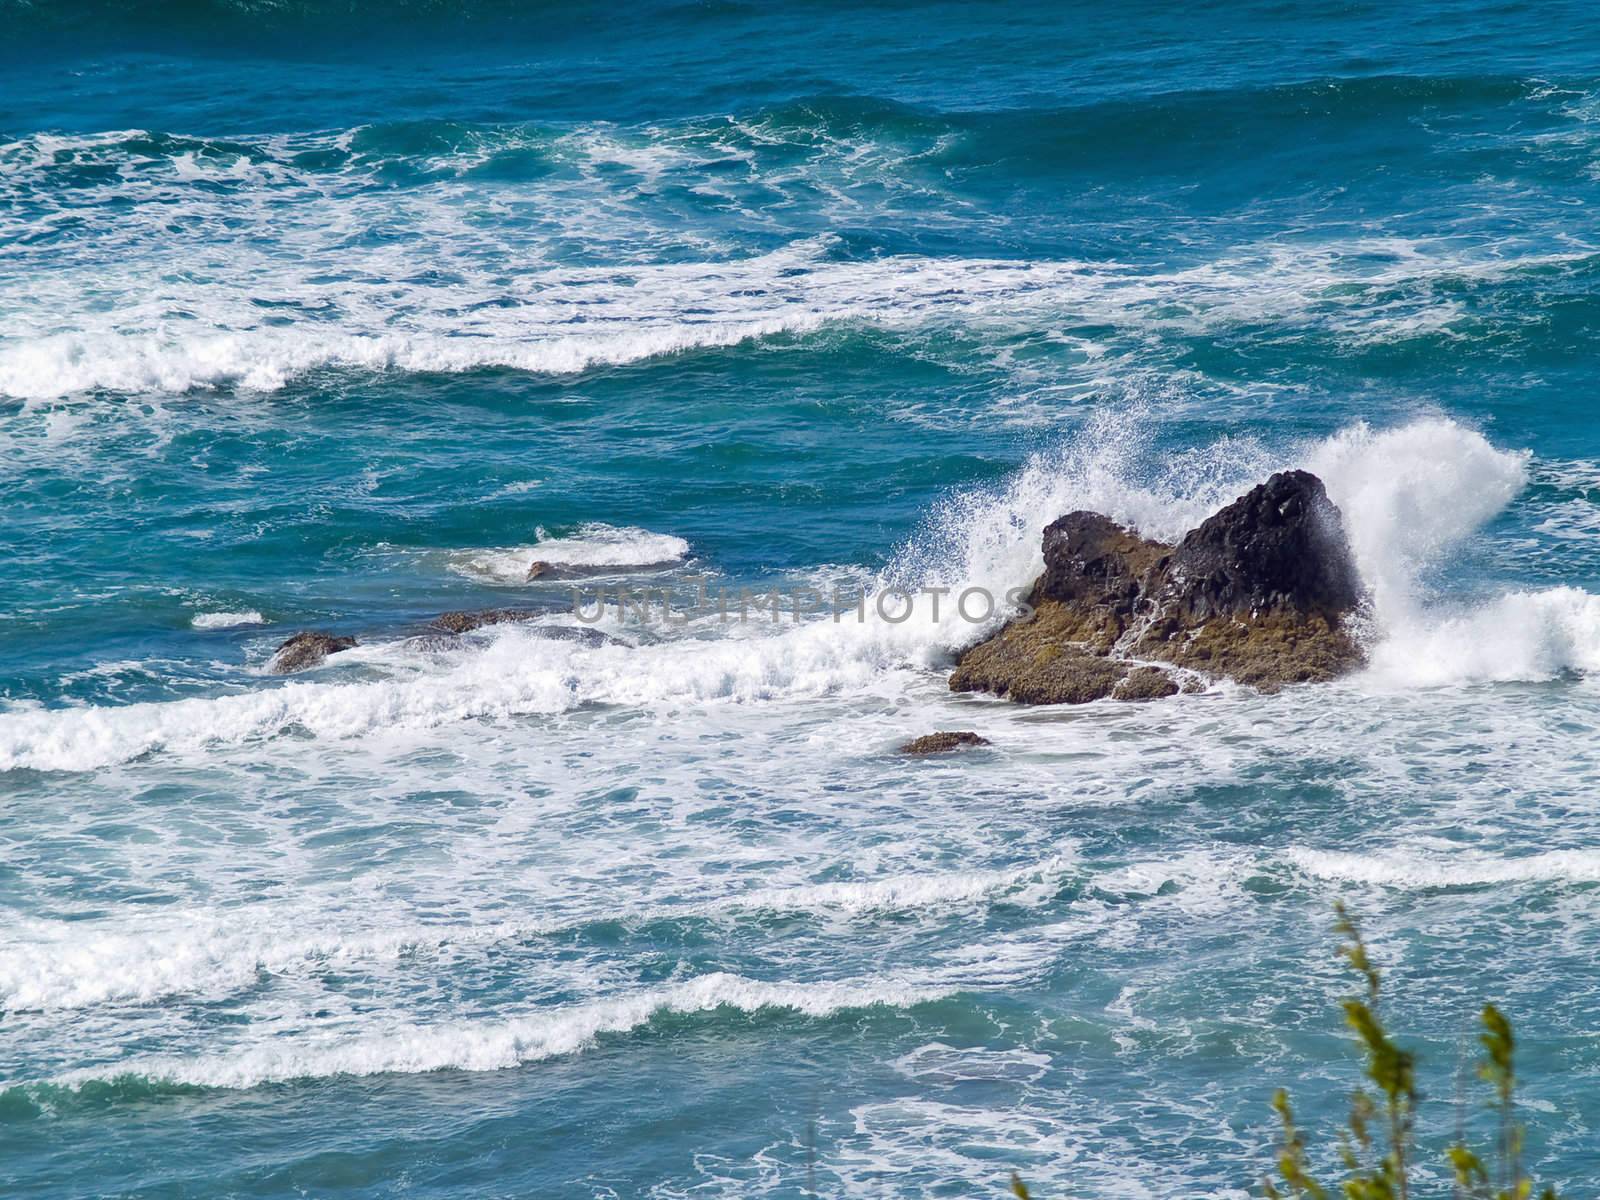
448;524;691;584
190;610;265;630
4;112;1594;403
1288;846;1600;888
7;972;952;1096
2;417;1598;774
0;856;1073;1012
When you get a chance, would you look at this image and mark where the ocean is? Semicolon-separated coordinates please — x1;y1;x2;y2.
5;2;1600;1195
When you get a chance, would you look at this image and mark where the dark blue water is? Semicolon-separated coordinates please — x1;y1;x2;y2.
5;3;1600;1196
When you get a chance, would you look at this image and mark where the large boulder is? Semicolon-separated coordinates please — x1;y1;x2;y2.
1157;469;1362;622
950;471;1364;704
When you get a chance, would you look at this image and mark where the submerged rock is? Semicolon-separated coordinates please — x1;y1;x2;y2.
432;608;543;634
951;470;1364;704
266;632;357;674
431;609;618;647
899;731;992;755
527;624;618;648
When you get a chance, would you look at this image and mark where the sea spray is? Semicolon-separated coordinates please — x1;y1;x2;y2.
4;417;1597;772
1306;418;1529;625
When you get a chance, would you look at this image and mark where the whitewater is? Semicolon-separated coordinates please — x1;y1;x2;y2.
1;416;1592;776
7;3;1600;1197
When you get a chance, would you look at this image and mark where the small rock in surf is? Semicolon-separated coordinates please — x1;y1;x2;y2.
266;632;357;674
899;731;993;754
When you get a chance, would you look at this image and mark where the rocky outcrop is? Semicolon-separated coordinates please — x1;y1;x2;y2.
1035;511;1168;633
950;471;1364;704
266;632;356;674
899;731;992;755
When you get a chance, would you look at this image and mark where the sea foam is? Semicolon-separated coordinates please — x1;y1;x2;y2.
0;857;1072;1012
14;972;949;1094
1;417;1596;774
1307;420;1600;685
191;610;266;630
1288;846;1600;887
449;523;691;584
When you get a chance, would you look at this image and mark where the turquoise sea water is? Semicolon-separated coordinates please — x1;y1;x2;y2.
6;3;1600;1195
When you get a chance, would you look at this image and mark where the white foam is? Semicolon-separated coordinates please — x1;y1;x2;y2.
449;523;690;583
1306;418;1530;625
1361;587;1600;685
0;548;1042;770
190;610;265;630
2;130;1589;407
23;972;949;1093
0;854;1072;1012
711;854;1073;916
0;319;820;399
1288;846;1600;887
0;236;1108;400
5;417;1599;775
0;909;491;1011
892;1041;1053;1085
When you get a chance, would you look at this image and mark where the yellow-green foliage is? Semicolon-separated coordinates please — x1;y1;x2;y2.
1266;904;1559;1200
1009;906;1563;1199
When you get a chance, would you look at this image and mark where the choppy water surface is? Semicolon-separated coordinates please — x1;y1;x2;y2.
6;3;1600;1195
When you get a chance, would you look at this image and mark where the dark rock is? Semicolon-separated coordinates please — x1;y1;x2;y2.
267;632;356;674
899;731;992;755
1158;470;1361;621
951;471;1365;704
1035;512;1169;620
525;560;554;581
531;624;619;648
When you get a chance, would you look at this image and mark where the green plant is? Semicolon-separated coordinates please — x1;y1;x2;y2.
1007;906;1563;1200
1265;903;1558;1200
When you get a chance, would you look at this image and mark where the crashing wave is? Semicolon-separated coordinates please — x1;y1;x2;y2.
3;418;1597;773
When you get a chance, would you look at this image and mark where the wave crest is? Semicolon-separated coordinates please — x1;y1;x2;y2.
10;972;949;1096
1289;846;1600;888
